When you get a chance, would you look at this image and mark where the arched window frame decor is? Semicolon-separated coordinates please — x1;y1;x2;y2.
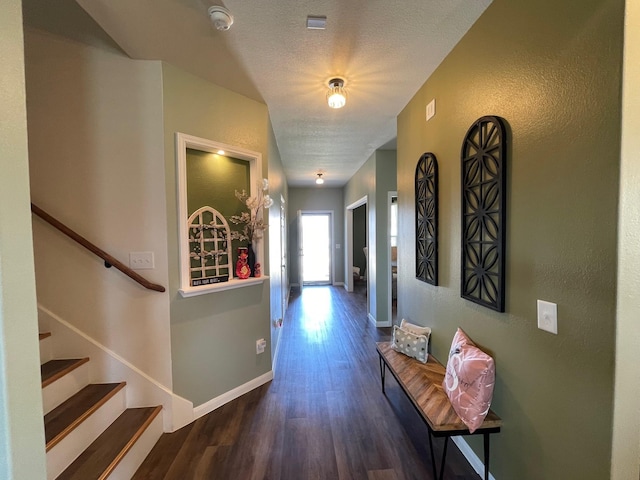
460;116;507;312
175;132;266;297
187;206;232;286
415;152;439;285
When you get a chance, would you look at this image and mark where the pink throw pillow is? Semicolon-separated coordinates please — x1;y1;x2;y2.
442;328;495;433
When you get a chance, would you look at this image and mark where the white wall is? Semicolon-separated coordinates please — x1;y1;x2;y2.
0;2;47;478
611;0;640;477
25;28;173;388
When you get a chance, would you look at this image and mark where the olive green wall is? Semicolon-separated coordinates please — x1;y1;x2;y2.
185;149;250;217
163;62;274;405
397;0;623;478
0;2;47;478
353;205;367;276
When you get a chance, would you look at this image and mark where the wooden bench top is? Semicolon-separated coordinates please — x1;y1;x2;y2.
376;342;502;434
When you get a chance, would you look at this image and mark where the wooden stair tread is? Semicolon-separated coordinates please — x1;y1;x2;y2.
45;382;126;451
57;406;162;480
41;358;90;388
39;332;52;340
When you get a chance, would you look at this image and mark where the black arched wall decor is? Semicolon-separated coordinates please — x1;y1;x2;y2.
415;153;438;285
460;116;507;312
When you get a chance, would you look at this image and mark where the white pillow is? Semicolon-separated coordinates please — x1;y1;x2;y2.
400;318;432;338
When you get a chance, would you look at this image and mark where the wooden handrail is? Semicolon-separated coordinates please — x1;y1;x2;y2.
31;203;166;293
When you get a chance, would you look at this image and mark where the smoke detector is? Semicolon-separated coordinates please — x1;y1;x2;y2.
208;6;234;31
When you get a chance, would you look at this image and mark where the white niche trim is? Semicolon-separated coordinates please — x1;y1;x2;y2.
175;132;266;297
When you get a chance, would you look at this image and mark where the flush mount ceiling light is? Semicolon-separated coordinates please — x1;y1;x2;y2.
315;173;325;184
208;5;234;31
326;78;346;109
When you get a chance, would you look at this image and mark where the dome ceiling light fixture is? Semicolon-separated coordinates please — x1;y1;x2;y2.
208;5;234;31
316;173;325;185
326;78;346;109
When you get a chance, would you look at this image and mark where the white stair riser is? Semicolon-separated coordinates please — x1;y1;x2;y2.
42;362;90;415
107;410;163;479
40;337;53;365
46;387;126;480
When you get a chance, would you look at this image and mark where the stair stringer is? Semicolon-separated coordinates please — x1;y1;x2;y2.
38;305;194;432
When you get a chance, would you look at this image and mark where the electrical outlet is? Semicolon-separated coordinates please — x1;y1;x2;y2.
537;300;558;334
129;252;154;270
256;338;266;354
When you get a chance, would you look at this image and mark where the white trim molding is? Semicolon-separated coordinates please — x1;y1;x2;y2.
175;132;263;297
38;305;194;433
452;436;497;480
193;371;274;419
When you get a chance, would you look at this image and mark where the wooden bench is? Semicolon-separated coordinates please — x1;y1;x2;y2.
376;342;501;480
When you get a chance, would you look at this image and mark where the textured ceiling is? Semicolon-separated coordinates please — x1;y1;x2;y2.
59;0;492;186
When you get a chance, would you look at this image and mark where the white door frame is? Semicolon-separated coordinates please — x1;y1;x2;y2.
280;195;288;318
346;196;368;293
387;191;397;325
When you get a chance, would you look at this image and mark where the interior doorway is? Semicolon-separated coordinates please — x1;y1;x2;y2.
298;211;332;285
389;192;398;325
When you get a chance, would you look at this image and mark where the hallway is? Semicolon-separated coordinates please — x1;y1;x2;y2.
135;286;479;479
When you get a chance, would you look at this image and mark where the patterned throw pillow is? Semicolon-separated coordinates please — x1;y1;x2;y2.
400;318;432;337
442;328;496;433
391;325;429;363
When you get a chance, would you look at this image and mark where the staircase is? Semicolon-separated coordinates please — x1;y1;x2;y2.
40;331;163;479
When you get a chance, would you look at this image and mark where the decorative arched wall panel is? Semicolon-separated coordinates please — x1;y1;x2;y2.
460;116;507;312
415;152;438;285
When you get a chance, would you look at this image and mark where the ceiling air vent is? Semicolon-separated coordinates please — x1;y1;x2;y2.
306;16;326;30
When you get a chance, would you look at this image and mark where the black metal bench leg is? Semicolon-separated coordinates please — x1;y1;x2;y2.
438;436;449;480
484;433;490;480
378;355;386;394
428;430;437;480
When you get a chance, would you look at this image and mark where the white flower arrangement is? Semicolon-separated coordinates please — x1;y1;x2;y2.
229;178;273;243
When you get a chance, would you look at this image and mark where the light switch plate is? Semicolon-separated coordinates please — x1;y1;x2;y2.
129;251;154;270
537;300;558;334
426;99;436;121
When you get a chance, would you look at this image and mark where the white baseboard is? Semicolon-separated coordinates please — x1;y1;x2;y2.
368;313;376;326
272;331;283;375
193;370;273;419
376;319;392;327
452;436;497;480
333;281;344;286
38;305;194;433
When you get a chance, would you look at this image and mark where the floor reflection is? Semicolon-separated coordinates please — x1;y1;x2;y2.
299;286;333;342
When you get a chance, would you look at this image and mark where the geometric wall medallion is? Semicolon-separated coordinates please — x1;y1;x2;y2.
415;153;438;285
460;116;507;312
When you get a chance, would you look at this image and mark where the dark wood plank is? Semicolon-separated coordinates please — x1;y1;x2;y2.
134;285;482;480
44;382;125;450
130;421;195;480
57;406;162;480
41;358;90;388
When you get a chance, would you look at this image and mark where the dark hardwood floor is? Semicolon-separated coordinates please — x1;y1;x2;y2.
134;285;480;479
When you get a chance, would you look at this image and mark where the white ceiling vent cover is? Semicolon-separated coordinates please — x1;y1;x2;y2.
306;16;327;30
